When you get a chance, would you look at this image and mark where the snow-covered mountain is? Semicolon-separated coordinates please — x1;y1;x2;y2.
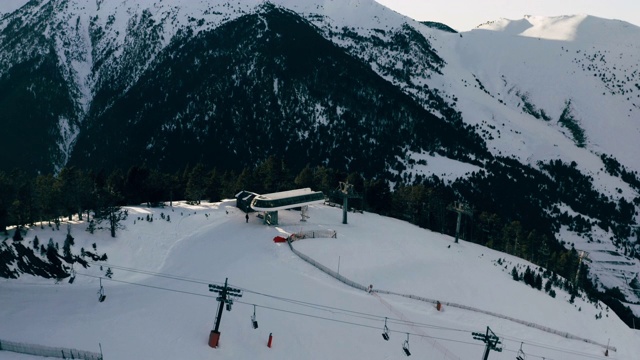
1;201;638;359
2;2;639;172
1;0;639;321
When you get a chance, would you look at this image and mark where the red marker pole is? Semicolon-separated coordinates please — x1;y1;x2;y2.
267;333;273;348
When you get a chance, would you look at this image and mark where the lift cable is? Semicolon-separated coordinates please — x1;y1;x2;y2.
85;262;473;333
81;263;616;358
74;272;612;359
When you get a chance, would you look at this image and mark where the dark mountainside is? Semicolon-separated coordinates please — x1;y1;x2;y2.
70;6;487;177
0;52;77;172
0;0;81;174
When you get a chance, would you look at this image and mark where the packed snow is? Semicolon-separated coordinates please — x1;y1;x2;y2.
1;200;638;359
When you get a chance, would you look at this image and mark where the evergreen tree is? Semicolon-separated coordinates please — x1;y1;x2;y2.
258;156;291;193
124;165;150;206
538;235;551;268
57;167;81;220
523;266;534;287
364;178;391;215
534;273;543;290
476;211;500;247
312;166;336;195
33;174;57;227
63;231;75;260
294;164;315;189
205;169;221;202
89;169;127;238
0;171;12;234
502;221;523;256
186;163;207;204
511;266;520;281
235;168;257;194
86;219;96;234
105;169;126;205
12;226;22;241
46;238;61;266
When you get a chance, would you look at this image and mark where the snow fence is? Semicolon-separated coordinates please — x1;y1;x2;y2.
286;237;367;292
286;238;617;353
0;338;103;360
289;229;337;241
286;238;460;359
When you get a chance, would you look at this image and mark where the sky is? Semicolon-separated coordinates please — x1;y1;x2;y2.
375;0;640;31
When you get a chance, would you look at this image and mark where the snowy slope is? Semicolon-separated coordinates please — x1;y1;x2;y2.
459;15;640;172
1;0;639;325
0;0;27;17
429;15;640;305
1;201;638;359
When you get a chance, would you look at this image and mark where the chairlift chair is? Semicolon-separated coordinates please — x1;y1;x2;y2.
226;299;233;311
516;342;526;360
402;333;411;356
251;305;259;329
97;278;106;302
381;317;390;341
68;264;76;284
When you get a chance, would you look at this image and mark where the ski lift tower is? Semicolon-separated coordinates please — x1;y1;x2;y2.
448;201;473;243
336;181;361;224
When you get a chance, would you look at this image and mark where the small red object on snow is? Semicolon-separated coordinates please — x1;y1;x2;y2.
273;236;287;243
267;333;273;348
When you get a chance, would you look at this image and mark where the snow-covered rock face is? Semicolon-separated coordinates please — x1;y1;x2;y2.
0;0;414;109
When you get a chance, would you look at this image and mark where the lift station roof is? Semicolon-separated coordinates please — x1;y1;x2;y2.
250;188;324;211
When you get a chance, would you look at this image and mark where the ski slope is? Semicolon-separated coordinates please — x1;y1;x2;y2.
1;200;638;359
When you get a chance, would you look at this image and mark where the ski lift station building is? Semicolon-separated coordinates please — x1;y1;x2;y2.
235;188;325;225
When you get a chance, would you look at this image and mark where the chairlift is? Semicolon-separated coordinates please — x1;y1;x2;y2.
402;333;411;356
251;305;259;329
516;342;526;360
97;278;106;302
226;298;233;311
68;264;76;284
381;317;390;341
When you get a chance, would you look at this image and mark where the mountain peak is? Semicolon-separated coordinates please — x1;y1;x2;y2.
476;14;640;43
